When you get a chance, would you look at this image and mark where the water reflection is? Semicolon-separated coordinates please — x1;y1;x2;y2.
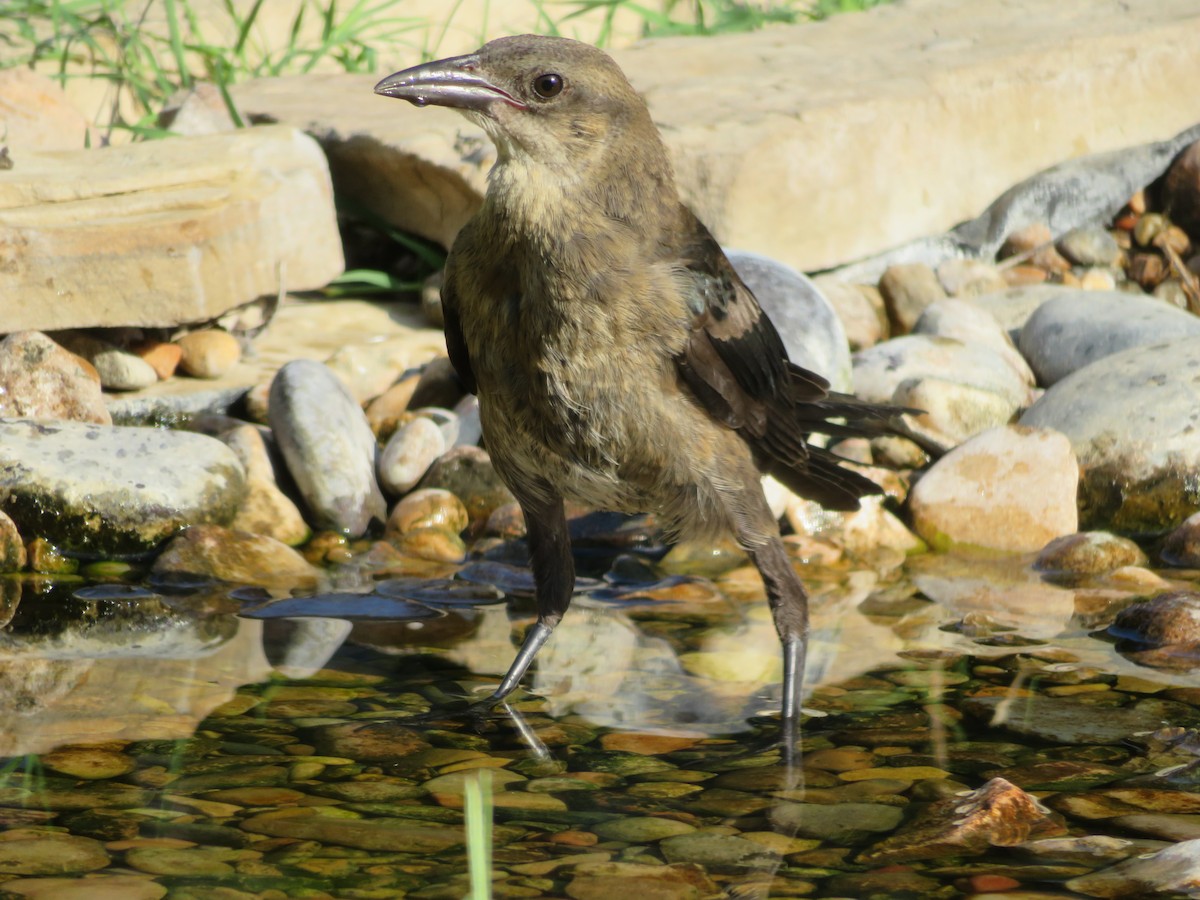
2;551;1199;897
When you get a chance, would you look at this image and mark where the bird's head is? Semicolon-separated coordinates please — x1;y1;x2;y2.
374;35;655;170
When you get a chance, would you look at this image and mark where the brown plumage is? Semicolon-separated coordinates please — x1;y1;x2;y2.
375;35;894;737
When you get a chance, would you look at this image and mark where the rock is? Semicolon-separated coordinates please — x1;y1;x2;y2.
241;809;464;852
152;524;318;590
1057;226;1123;267
158;83;238;135
879;263;946;334
452;395;483;447
1109;592;1200;650
1017;291;1200;386
659;832;780;870
894;377;1020;449
41;747;135;780
1019;336;1200;532
1035;532;1146;573
311;721;430;762
936;258;1007;298
1;125;343;332
727;250;852;390
52;332;158;391
968;284;1078;340
814;277;888;350
771;802;905;843
386;488;468;538
365;374;420;440
0;509;26;573
0;874;166;899
378;416;445;496
268;359;385;537
407;357;466;412
0;834;110;875
591;817;696;843
390;525;466;563
963;694;1185;744
1066;838;1200;899
1162;512;1200;567
325;336;446;405
565;861;719;900
219;424;310;546
0;418;245;557
0;332;110;425
177;329;242;379
132;340;182;380
1164;139;1200;234
852;335;1034;407
0;67;89;151
1001;221;1054;257
908;425;1079;553
912;297;1034;384
858;777;1065;865
235;1;1200;275
419;446;515;523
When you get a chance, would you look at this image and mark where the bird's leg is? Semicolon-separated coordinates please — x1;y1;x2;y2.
743;532;809;756
483;489;575;706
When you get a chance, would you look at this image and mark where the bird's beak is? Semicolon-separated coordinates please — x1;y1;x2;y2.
374;54;527;112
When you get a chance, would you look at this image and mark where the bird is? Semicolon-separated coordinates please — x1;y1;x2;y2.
375;34;895;743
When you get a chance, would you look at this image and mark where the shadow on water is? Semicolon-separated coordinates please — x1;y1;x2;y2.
2;537;1200;898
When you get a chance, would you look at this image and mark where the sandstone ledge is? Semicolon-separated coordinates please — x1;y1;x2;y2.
0;124;344;332
233;0;1200;271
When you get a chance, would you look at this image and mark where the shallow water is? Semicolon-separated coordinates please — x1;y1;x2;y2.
2;541;1199;899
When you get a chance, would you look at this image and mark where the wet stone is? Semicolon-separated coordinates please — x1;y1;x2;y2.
123;846;245;876
241;809;469;852
1035;531;1147;573
419;445;515;523
0;834;110;875
590;817;696;843
771;802;905;842
659;831;781;871
0;874;167;899
310;722;431;762
1065;837;1200;899
961;694;1176;745
986;759;1122;791
1108;591;1200;650
565;861;719;900
41;746;136;781
858;777;1065;866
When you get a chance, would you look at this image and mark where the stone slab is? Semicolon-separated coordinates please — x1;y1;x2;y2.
0;124;344;331
231;0;1200;271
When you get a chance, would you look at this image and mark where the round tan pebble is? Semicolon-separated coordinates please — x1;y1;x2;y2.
393;525;467;563
999;222;1052;258
42;746;136;780
133;341;183;380
177;329;241;379
549;830;598;847
386;488;468;538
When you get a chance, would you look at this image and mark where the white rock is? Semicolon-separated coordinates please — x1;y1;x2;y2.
908;425;1079;553
1018;290;1200;386
895;377;1020;449
0;418;245;557
853;335;1034;407
1019;335;1200;533
268;359;385;537
379;416;446;496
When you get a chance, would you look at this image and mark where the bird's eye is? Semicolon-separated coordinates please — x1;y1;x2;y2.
532;73;564;99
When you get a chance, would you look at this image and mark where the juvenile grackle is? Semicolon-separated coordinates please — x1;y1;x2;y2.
375;35;894;737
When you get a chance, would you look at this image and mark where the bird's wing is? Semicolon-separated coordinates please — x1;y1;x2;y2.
673;211;884;510
440;260;477;395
